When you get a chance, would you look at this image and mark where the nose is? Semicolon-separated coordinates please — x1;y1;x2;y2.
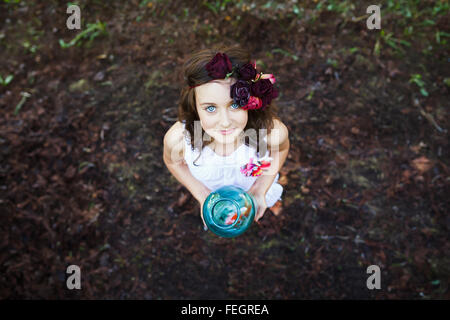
220;108;232;128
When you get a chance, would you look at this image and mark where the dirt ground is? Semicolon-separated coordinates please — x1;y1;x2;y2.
0;1;449;299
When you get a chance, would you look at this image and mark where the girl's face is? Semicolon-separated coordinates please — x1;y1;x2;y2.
195;78;248;146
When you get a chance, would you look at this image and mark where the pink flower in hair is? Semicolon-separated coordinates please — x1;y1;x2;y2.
260;73;276;84
242;96;262;110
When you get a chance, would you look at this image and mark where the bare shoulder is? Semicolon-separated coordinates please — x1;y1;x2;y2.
163;121;185;162
267;118;289;149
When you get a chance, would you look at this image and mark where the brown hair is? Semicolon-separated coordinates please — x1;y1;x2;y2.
177;44;279;157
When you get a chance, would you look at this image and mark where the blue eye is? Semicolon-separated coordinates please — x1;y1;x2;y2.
206;106;216;113
230;103;240;109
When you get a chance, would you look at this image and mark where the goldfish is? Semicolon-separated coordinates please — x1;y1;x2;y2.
224;204;252;225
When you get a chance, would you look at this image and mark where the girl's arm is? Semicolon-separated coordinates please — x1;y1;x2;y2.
163;122;211;224
248;118;290;221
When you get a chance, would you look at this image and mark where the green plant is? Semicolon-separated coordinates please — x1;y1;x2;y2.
386;0;418;19
14;92;31;115
409;74;429;97
383;0;448;54
323;0;354;15
22;40;38;54
139;0;151;6
272;48;299;61
435;31;450;45
432;0;449;16
59;20;107;48
0;74;13;86
444;78;450;87
377;30;411;55
326;58;338;68
292;4;304;19
203;0;234;14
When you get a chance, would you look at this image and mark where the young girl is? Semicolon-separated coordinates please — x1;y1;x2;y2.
163;44;290;229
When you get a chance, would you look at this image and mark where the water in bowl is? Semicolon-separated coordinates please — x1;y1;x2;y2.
202;185;256;238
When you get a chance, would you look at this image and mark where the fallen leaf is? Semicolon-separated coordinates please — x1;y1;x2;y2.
64;166;77;179
270;201;283;216
278;174;288;185
411;156;433;173
301;186;310;194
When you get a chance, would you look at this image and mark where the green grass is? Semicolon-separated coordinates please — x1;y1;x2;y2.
59;20;107;48
409;74;429;97
0;74;13;86
203;0;235;14
271;48;299;61
14;92;31;115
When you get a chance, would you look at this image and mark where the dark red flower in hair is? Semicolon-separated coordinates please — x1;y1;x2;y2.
205;52;233;79
237;63;257;81
260;87;278;109
251;79;272;97
231;80;251;107
251;79;278;109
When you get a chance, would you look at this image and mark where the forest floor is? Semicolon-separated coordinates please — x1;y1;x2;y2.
0;0;449;299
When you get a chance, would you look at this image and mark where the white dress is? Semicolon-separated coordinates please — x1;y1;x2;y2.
182;124;283;207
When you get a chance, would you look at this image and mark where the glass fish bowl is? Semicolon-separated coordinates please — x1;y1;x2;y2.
202;185;257;238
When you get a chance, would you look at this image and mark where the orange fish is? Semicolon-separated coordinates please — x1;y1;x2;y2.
241;200;251;218
225;212;237;225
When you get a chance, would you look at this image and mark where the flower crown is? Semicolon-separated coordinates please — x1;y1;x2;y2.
190;52;278;110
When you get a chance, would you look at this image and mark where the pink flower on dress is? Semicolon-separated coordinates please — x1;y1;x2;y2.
240;157;272;177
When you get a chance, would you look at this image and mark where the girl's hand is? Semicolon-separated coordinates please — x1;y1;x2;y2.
248;187;267;222
196;187;211;230
199;201;207;230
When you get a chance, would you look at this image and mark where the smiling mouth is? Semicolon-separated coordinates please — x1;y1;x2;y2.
220;128;235;135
